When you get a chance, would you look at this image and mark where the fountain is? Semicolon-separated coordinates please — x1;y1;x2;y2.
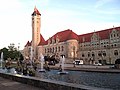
39;53;45;72
0;52;3;69
58;55;68;74
30;46;33;67
0;52;5;73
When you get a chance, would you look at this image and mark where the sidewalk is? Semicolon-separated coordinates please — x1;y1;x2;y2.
0;77;45;90
50;64;120;73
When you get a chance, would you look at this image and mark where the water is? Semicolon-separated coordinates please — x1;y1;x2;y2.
30;47;33;61
36;70;120;90
0;52;3;68
39;53;45;72
58;56;68;74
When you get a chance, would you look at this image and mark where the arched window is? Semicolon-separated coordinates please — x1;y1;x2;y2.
55;47;57;52
88;52;90;57
58;46;60;52
103;51;106;56
47;48;49;53
92;52;95;57
61;46;64;51
82;53;84;57
114;50;118;56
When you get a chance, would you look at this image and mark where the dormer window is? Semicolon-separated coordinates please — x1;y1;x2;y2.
52;37;55;44
56;35;59;43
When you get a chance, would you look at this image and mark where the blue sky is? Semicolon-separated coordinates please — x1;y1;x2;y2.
0;0;120;49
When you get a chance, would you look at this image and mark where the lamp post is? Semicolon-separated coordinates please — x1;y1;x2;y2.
18;43;20;61
73;46;75;67
101;51;104;65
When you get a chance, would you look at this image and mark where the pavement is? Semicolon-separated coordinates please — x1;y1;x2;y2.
0;77;45;90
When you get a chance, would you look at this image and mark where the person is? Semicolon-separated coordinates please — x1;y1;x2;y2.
22;67;28;76
28;67;35;76
5;59;11;69
44;61;50;71
33;59;38;71
59;65;62;72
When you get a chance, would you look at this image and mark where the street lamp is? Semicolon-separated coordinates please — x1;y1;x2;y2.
18;43;20;61
73;46;75;67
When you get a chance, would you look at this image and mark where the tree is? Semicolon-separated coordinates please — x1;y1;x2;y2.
0;43;23;61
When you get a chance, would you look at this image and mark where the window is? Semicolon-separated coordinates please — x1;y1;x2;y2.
82;54;84;57
58;46;60;52
47;48;49;53
61;46;64;51
104;46;106;48
98;53;102;56
111;34;112;38
114;50;118;56
45;48;46;53
88;52;90;57
103;51;106;56
114;34;115;37
55;47;57;52
92;53;95;57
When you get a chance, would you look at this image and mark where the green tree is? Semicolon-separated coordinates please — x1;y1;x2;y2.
0;43;23;61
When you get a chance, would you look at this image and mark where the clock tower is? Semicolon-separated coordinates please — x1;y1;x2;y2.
31;6;41;59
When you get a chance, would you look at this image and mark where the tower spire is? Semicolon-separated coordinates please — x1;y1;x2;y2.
32;6;41;16
34;6;37;12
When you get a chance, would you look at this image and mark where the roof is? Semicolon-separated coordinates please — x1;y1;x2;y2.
38;34;47;45
24;41;31;47
25;26;120;47
32;6;41;16
79;26;120;43
46;29;79;44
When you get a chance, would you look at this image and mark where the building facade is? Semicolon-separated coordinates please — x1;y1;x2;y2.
23;7;120;64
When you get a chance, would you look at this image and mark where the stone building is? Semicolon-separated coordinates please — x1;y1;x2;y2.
23;7;120;64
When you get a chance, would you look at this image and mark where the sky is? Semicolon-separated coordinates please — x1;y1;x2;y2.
0;0;120;50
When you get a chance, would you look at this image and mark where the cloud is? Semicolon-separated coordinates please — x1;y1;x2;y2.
96;9;120;15
95;0;113;8
0;0;23;11
25;0;49;7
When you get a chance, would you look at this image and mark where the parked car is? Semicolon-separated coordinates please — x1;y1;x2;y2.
94;62;102;66
73;60;83;65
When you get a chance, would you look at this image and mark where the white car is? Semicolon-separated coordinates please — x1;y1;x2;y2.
73;60;83;65
94;63;102;66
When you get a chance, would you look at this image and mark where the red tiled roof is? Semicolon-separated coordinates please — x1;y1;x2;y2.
32;7;41;16
79;26;120;43
79;33;93;43
25;26;120;47
46;29;79;44
38;34;47;45
24;41;31;47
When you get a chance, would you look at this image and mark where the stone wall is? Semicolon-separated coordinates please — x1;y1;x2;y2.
0;73;108;90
